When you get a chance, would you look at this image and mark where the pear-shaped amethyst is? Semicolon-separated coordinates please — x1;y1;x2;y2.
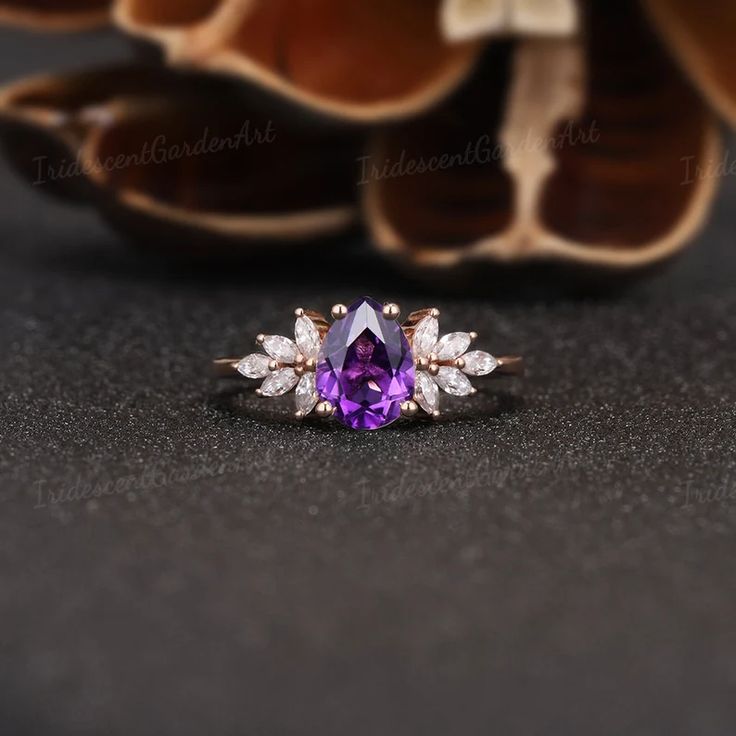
316;297;415;430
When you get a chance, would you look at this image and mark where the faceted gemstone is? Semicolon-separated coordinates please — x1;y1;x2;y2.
462;350;498;376
414;371;439;414
262;335;298;363
316;297;415;430
434;366;474;396
260;367;299;397
412;315;439;358
294;315;321;361
434;331;472;360
295;372;319;415
237;353;271;379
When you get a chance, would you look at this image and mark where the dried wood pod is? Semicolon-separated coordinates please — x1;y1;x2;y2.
644;0;736;128
364;0;721;274
441;0;579;41
0;66;361;254
0;0;110;30
114;0;483;122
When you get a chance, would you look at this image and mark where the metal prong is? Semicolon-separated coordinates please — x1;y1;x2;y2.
431;410;441;420
400;400;419;417
295;410;305;421
294;307;305;317
430;308;440;318
382;303;400;320
304;358;316;372
256;333;265;345
428;363;440;377
315;400;335;418
255;388;264;397
469;387;477;395
469;331;478;342
454;357;465;370
415;356;429;371
268;360;279;372
331;304;347;320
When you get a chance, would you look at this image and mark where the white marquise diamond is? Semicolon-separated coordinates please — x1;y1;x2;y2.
237;353;271;379
262;335;298;363
413;316;439;359
434;366;474;396
434;332;472;360
260;367;299;397
414;371;439;414
295;315;321;361
461;350;498;376
295;372;319;415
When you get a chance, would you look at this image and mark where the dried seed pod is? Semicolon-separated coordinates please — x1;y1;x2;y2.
364;0;721;275
0;0;110;30
441;0;579;42
0;66;361;254
644;0;736;127
114;0;483;122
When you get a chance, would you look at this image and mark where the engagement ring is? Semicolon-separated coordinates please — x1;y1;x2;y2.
213;297;523;430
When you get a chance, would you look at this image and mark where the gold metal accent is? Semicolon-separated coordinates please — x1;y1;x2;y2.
268;359;280;372
295;410;305;420
403;307;440;326
304;357;316;372
256;333;265;345
469;331;478;342
293;350;308;378
454;357;465;370
302;309;330;338
331;304;347;320
415;356;429;371
315;400;335;418
400;400;419;417
382;302;400;320
294;307;305;317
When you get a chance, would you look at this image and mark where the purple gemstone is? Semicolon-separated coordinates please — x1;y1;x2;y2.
316;297;415;430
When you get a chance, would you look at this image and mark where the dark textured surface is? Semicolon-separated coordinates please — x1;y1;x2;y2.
1;29;736;736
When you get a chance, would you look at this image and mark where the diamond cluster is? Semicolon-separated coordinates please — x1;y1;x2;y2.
410;312;497;416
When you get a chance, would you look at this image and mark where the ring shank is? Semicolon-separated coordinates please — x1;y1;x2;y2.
212;358;242;378
494;355;524;376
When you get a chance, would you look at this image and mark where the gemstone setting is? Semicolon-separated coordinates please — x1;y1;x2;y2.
316;297;415;430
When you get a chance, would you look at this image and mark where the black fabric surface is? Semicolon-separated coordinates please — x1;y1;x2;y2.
1;29;735;736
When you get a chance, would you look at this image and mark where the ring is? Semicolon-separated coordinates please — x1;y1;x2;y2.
213;297;523;430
